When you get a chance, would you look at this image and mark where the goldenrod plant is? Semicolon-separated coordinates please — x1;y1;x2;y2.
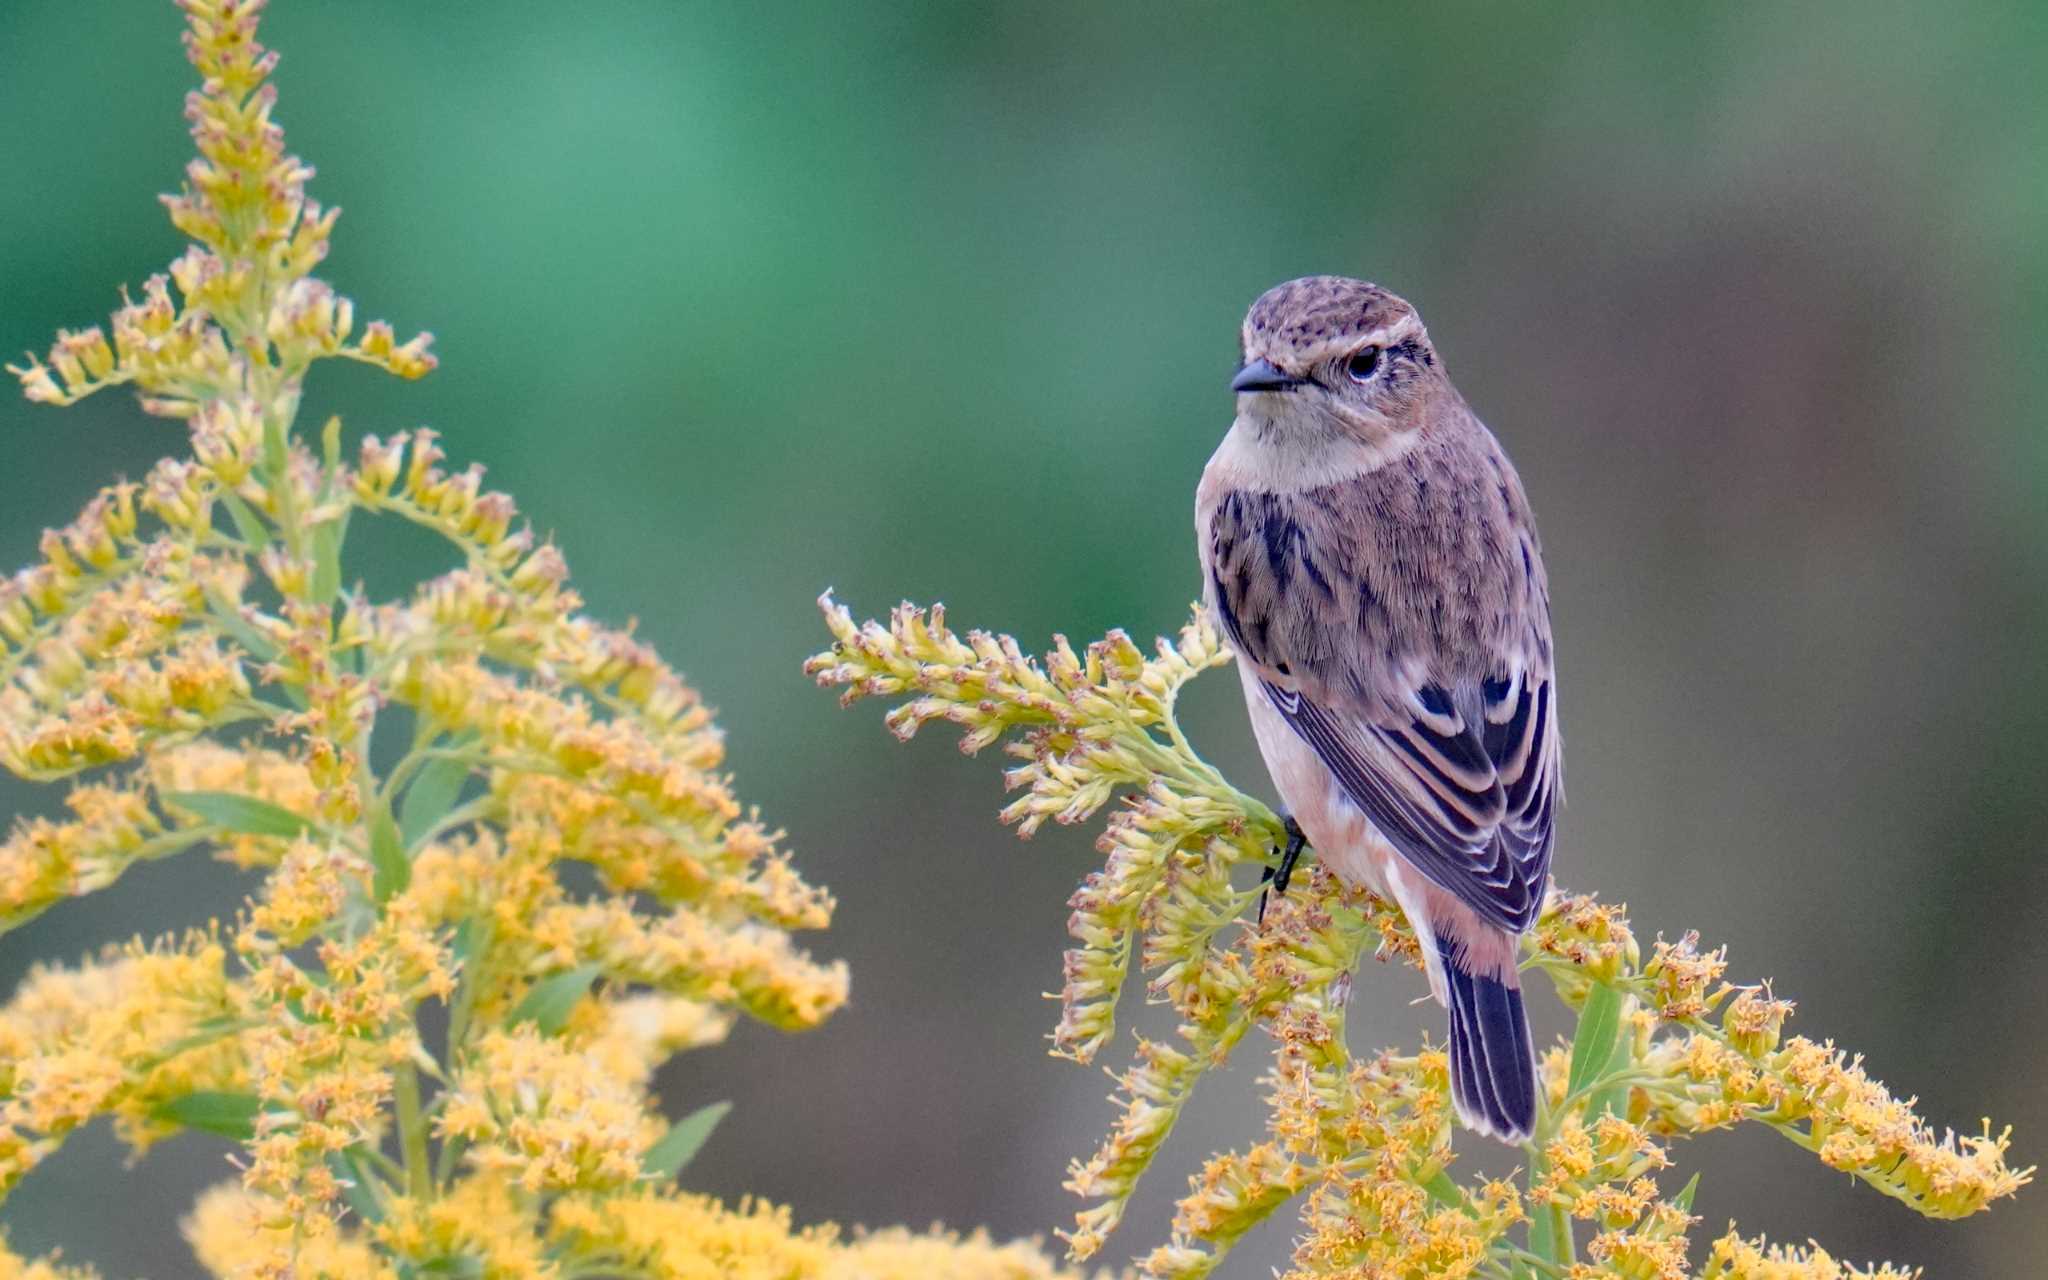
0;4;1095;1277
808;597;2032;1279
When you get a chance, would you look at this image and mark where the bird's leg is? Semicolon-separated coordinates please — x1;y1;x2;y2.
1273;815;1307;896
1258;815;1309;925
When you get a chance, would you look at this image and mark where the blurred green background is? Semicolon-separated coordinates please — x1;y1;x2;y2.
3;1;2044;1274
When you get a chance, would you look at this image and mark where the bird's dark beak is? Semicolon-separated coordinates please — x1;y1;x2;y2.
1231;358;1303;393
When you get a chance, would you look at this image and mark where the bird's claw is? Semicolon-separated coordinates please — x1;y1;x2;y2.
1257;816;1309;925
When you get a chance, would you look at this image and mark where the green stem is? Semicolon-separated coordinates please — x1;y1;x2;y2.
393;1058;433;1202
1155;682;1225;787
260;407;305;563
1123;729;1282;834
1525;1147;1577;1269
378;740;436;807
443;949;476;1055
555;1264;648;1280
433;912;490;1189
128;825;219;865
352;1143;407;1186
1421;1168;1470;1210
231;695;300;723
1504;1245;1569;1278
416;796;495;847
1549;1203;1575;1266
1547;1065;1661;1124
432;1133;468;1190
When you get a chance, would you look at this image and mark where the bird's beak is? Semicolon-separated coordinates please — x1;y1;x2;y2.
1231;358;1304;393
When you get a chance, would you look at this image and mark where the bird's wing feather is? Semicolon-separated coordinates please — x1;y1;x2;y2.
1256;676;1555;931
1203;464;1558;932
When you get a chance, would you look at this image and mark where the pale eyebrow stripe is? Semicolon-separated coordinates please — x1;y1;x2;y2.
1294;319;1421;366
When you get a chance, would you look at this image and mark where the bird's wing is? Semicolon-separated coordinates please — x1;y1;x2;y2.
1255;674;1556;932
1202;472;1558;932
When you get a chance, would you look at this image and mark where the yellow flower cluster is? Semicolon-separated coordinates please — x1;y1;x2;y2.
0;778;168;931
810;596;2031;1278
0;739;325;937
1698;1232;1915;1280
185;1170;1114;1280
0;933;252;1195
0;494;258;782
1633;1029;2026;1219
8;0;432;413
0;5;1085;1278
437;1026;659;1193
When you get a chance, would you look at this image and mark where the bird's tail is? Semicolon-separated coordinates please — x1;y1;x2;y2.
1438;934;1536;1142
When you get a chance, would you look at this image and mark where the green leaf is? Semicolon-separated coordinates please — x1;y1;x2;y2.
157;1015;257;1061
154;1090;261;1140
1528;1196;1557;1262
509;964;602;1036
401;752;474;848
449;917;480;973
369;806;409;904
642;1100;731;1179
1526;1150;1575;1266
1672;1171;1702;1213
261;413;290;483
309;508;349;603
204;596;279;662
163;790;311;839
1420;1168;1465;1209
219;490;272;552
327;1149;387;1223
1566;981;1625;1099
1551;1206;1577;1265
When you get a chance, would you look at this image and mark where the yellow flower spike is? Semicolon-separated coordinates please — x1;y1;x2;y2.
0;932;253;1172
0;776;171;934
814;597;2030;1277
1700;1230;1918;1280
5;6;929;1262
186;1184;394;1280
434;1028;659;1195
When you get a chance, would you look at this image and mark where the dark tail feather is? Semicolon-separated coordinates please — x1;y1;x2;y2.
1439;936;1536;1142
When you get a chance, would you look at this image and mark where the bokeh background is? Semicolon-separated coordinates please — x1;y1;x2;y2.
2;2;2044;1273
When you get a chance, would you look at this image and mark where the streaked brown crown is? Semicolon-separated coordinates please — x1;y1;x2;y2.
1242;276;1419;356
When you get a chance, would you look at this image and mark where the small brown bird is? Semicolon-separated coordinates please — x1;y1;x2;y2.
1197;276;1560;1142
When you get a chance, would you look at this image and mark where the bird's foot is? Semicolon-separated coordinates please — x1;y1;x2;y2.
1257;815;1309;925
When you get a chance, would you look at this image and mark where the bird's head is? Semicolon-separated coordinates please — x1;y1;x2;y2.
1233;276;1447;445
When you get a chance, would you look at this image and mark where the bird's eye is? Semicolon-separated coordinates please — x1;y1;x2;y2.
1345;346;1382;382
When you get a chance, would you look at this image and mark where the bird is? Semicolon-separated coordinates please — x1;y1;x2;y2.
1196;275;1560;1142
